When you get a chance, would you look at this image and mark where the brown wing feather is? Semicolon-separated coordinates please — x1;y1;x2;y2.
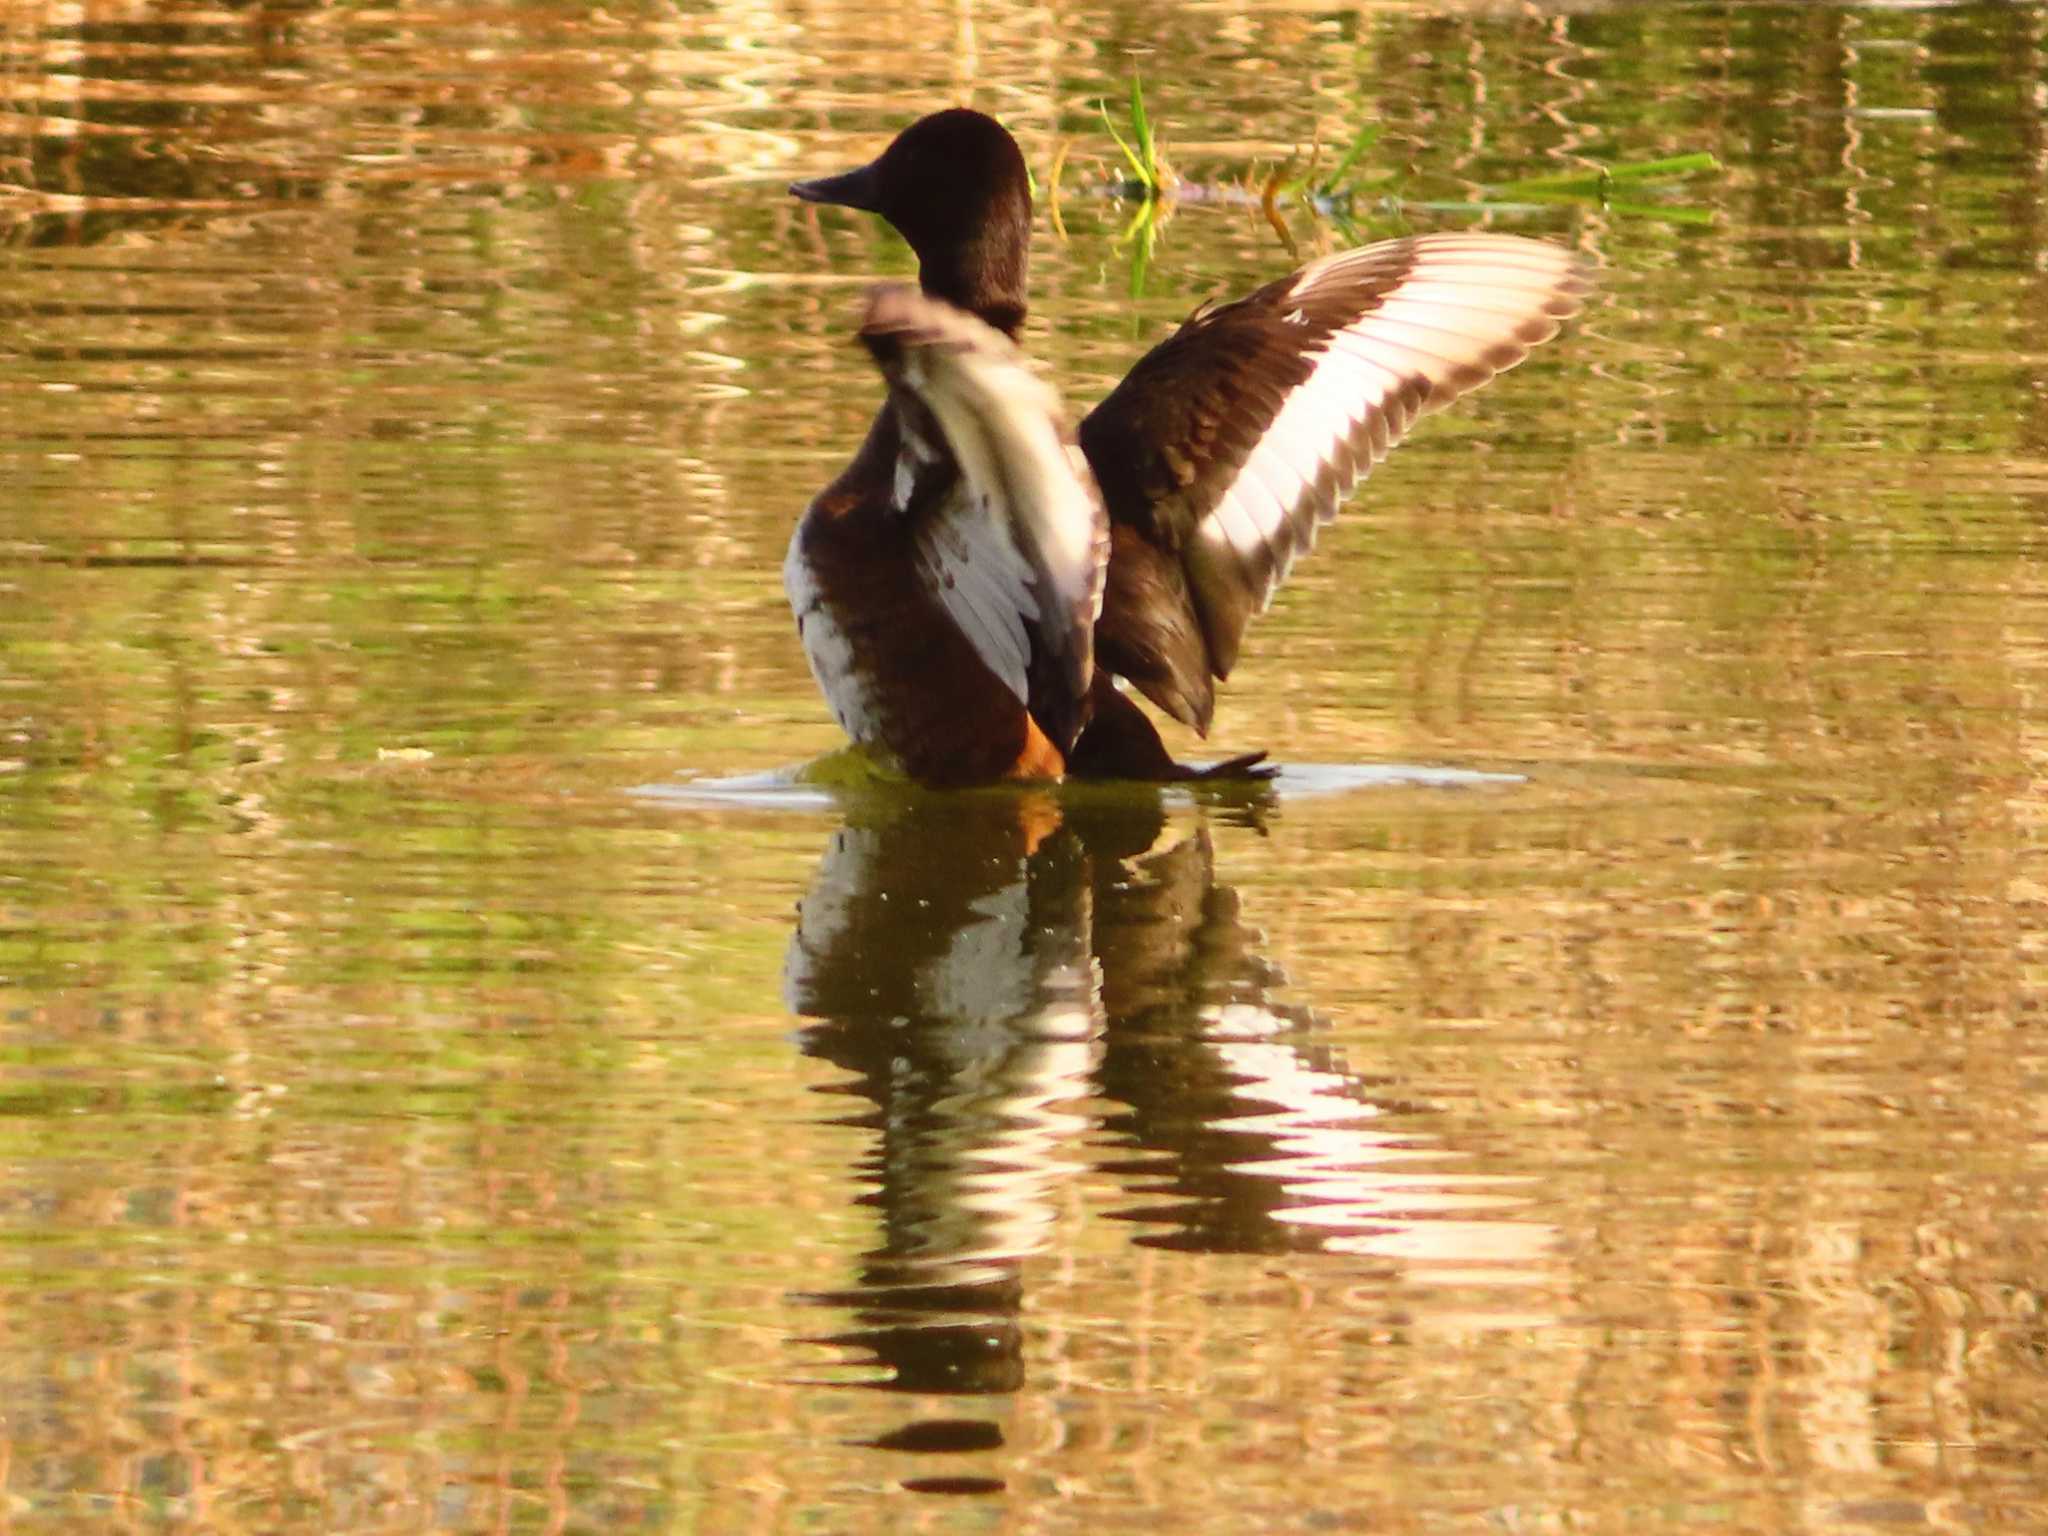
1081;233;1590;731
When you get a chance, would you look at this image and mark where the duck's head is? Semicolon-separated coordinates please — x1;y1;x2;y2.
791;108;1032;338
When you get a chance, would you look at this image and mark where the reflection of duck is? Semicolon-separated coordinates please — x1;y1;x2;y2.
788;790;1103;1347
784;787;1554;1476
786;791;1100;1496
786;109;1590;785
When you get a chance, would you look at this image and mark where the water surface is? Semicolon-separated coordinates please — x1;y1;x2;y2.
5;1;2048;1531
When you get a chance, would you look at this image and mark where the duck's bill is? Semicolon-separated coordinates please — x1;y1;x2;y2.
788;163;880;211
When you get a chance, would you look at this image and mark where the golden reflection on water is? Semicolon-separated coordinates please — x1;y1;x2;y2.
6;0;2048;1530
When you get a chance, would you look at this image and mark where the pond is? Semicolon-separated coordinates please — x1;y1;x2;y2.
4;0;2048;1530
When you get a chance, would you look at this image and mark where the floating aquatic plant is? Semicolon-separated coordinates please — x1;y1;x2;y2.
1060;82;1721;293
1290;122;1384;205
1490;152;1722;201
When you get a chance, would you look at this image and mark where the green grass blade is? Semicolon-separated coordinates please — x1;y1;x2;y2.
1492;151;1720;197
1316;123;1381;194
1099;98;1150;189
1129;77;1158;186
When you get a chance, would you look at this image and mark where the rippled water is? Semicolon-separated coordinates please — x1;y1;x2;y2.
6;1;2048;1531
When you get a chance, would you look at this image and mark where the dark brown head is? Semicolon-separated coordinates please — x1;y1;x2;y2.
791;109;1032;338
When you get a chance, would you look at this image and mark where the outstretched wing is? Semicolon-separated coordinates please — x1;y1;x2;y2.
859;284;1109;754
1080;232;1592;733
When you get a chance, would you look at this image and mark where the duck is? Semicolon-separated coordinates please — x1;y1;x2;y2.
786;107;1590;787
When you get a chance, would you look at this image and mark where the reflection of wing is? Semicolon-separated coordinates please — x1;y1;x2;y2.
1086;828;1555;1297
1083;234;1591;730
1207;1033;1555;1297
859;284;1109;752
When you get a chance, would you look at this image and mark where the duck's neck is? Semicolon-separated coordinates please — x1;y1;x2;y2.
919;226;1029;339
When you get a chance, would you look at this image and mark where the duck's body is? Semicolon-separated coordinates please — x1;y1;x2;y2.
787;109;1590;786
